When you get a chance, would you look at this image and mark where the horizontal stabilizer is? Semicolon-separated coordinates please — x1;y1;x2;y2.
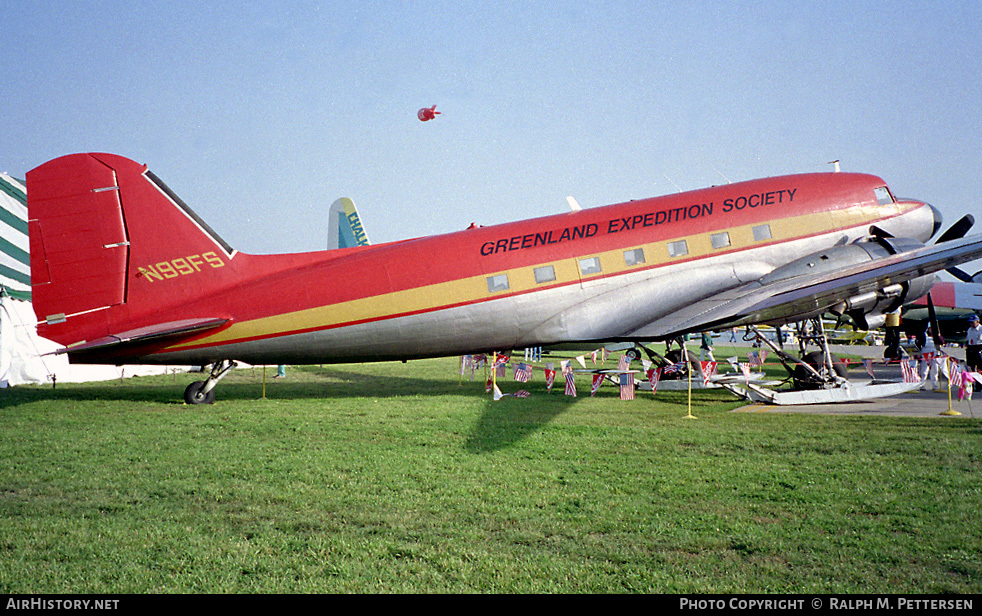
58;318;229;356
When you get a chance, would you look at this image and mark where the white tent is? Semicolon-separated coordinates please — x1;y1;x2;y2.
0;173;185;388
0;291;59;386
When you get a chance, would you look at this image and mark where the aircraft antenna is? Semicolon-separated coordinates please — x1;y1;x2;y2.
663;174;683;193
828;160;841;173
712;166;732;184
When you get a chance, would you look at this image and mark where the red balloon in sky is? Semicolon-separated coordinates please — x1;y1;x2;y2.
417;105;441;121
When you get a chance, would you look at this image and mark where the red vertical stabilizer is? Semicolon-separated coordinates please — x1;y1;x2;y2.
28;153;238;347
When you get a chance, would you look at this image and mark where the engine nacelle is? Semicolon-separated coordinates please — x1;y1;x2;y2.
760;237;936;330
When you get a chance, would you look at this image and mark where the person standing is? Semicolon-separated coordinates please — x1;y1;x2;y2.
916;327;939;391
700;332;715;362
966;315;982;372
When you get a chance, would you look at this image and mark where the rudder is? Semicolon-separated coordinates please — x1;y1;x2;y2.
28;153;237;347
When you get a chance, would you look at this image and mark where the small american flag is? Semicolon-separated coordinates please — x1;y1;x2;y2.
485;377;493;393
618;354;631;371
662;362;684;377
564;372;576;396
901;359;919;383
514;362;532;382
514;389;531;398
864;359;875;379
591;373;603;396
619;373;635;400
748;350;763;367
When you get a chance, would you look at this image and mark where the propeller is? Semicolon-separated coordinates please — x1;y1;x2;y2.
934;214;974;244
947;266;977;283
932;214;979;283
926;293;944;348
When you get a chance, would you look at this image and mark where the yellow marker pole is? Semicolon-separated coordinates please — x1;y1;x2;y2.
492;353;497;395
262;365;267;400
940;356;962;416
683;340;697;419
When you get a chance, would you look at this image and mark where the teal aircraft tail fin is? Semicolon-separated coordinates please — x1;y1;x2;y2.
328;197;371;249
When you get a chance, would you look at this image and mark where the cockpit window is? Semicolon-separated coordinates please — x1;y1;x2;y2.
874;186;894;205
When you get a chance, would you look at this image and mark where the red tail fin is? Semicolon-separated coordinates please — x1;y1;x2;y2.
28;153;237;346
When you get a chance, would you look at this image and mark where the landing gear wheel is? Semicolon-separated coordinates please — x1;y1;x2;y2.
792;351;848;390
184;380;216;405
663;349;692;379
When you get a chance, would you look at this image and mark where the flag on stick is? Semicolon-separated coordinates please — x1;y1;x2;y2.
561;361;576;396
619;373;635;400
901;359;919;383
514;362;532;382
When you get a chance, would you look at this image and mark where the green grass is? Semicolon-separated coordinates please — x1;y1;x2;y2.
0;356;980;593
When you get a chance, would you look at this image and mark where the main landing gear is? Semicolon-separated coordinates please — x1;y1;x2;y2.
184;360;237;405
717;319;919;405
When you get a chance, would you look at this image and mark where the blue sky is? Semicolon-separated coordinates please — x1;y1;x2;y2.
4;1;981;265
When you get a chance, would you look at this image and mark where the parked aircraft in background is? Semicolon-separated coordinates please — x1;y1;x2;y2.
26;153;982;403
903;277;982;342
327;197;371;250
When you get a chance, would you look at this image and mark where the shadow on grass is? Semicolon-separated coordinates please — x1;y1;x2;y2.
2;364;583;452
464;397;570;453
2;366;489;404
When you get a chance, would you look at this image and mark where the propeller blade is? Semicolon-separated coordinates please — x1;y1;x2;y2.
927;293;944;347
869;225;893;239
947;266;975;283
935;214;975;244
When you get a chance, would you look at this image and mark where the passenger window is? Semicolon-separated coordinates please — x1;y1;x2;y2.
534;265;556;284
579;257;602;275
752;224;772;241
623;248;645;266
874;186;894;205
667;240;688;257
486;274;509;293
710;232;730;249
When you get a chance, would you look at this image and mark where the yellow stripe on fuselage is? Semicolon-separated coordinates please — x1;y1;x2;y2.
165;200;911;352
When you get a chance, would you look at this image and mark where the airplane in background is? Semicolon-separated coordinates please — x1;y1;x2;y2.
903;275;982;343
327;197;371;250
25;152;982;404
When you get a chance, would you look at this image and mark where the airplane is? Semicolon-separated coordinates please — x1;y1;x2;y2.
25;152;982;404
902;276;982;343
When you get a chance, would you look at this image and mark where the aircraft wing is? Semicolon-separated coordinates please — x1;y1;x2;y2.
628;234;982;339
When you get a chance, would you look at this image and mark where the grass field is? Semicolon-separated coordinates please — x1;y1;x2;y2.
1;354;980;593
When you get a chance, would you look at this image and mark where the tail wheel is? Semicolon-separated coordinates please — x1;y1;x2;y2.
184;380;216;405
